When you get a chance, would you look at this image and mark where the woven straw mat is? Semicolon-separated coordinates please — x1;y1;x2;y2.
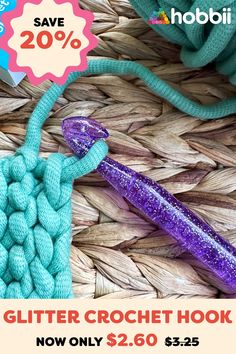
0;0;236;299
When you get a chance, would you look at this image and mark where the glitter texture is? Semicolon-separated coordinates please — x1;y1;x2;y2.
62;117;236;292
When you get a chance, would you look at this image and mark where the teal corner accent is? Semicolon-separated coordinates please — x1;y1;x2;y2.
0;49;9;70
0;0;17;69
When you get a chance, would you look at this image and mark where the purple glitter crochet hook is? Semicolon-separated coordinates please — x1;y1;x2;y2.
62;116;236;292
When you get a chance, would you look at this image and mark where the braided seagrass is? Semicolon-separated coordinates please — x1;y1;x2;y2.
1;0;236;299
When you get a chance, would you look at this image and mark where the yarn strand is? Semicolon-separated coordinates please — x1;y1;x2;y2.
25;59;236;156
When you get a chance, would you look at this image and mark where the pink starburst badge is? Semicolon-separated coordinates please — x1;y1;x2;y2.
1;0;98;85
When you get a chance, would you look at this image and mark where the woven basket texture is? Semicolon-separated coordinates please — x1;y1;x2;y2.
0;0;236;299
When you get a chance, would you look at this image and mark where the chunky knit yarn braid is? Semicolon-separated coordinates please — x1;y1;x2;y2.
0;71;108;299
129;0;236;84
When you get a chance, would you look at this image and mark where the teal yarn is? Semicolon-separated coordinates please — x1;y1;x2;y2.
0;72;108;299
89;59;236;119
129;0;236;85
69;59;236;120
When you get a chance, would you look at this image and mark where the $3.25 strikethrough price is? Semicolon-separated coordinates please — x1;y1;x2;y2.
165;337;200;347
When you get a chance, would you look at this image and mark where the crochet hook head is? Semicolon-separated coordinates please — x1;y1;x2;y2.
62;116;109;158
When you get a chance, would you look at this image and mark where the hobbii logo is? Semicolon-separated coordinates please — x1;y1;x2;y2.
171;7;232;25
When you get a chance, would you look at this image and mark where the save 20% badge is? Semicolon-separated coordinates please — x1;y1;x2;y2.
1;0;97;84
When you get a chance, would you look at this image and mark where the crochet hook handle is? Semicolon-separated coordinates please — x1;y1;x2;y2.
62;116;236;292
